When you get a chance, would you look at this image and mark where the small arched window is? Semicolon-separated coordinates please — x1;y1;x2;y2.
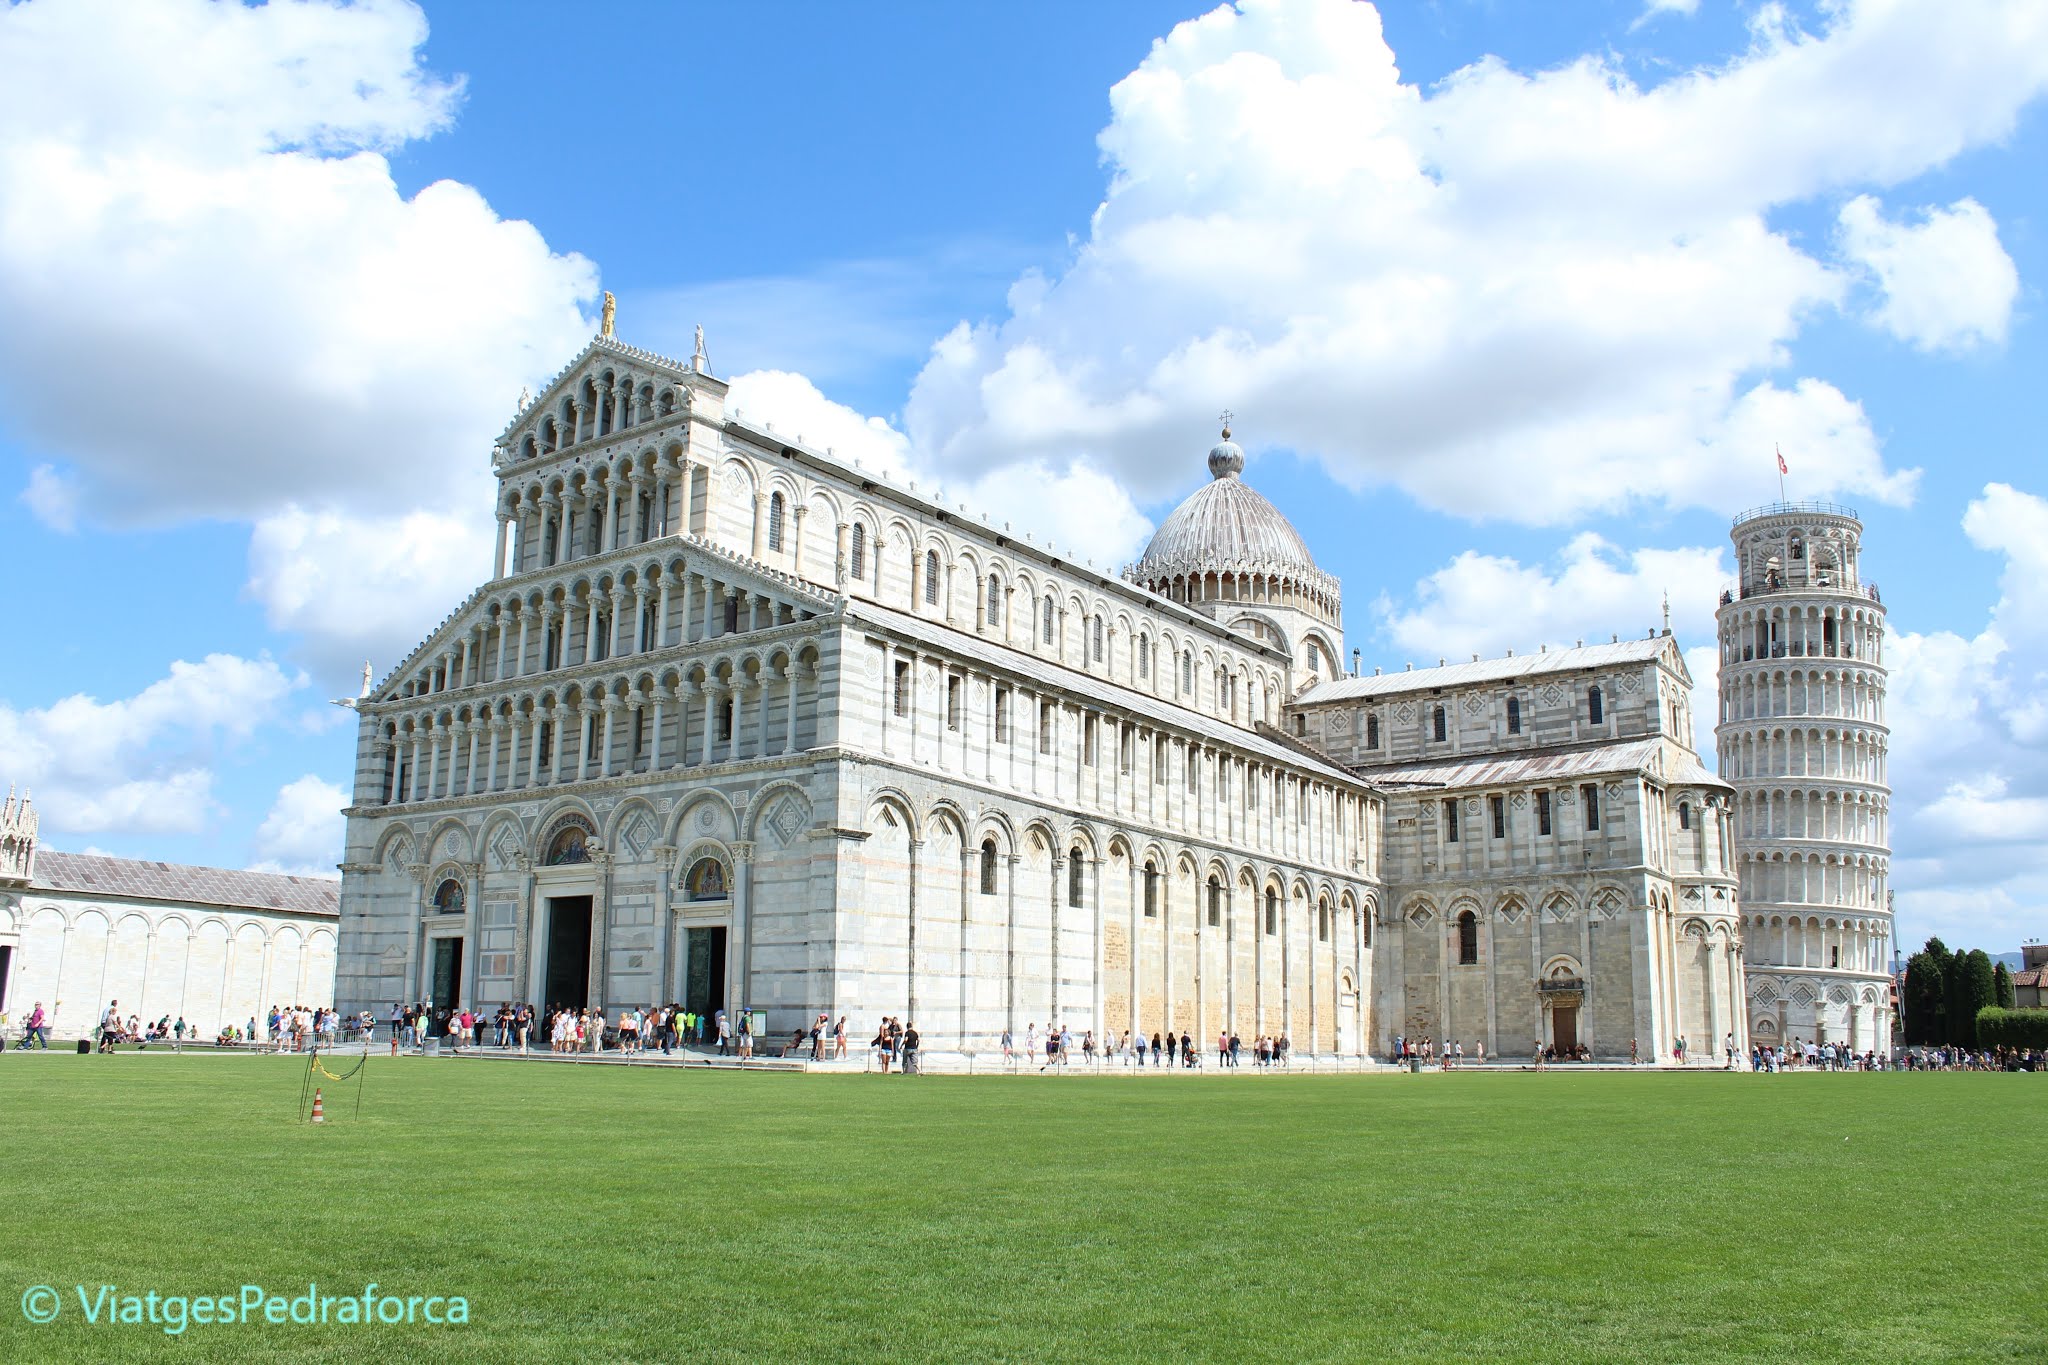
1318;900;1331;943
767;492;785;551
1679;801;1692;831
1265;888;1279;937
1366;713;1380;749
1206;876;1222;928
434;879;463;913
849;523;867;579
986;574;1002;626
1182;651;1194;695
545;825;590;866
1457;910;1478;965
1092;616;1104;662
924;550;940;605
1432;705;1447;742
1506;696;1521;735
1138;635;1151;679
685;856;728;901
979;839;998;896
1588;684;1604;726
1143;863;1159;918
1041;596;1056;645
1068;853;1085;908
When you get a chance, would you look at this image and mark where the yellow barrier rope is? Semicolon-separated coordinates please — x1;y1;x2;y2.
311;1053;365;1082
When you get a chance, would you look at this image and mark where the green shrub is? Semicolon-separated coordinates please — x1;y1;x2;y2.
1973;1007;2048;1051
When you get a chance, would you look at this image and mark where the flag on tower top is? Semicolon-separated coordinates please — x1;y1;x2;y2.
1776;445;1789;475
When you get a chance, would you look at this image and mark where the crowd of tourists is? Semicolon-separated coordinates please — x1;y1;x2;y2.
987;1025;1298;1070
1752;1042;2044;1071
373;1001;755;1058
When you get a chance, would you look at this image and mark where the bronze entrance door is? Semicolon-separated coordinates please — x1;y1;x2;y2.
430;938;464;1012
543;896;593;1011
1551;1005;1579;1054
685;926;728;1035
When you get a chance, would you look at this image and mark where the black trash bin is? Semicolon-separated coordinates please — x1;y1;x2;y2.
77;1038;91;1055
1408;1057;1420;1074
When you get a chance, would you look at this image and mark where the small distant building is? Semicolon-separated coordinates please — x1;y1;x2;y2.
2015;943;2048;1009
0;789;339;1038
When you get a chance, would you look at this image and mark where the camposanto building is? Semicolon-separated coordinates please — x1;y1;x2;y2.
0;790;339;1039
334;323;1758;1060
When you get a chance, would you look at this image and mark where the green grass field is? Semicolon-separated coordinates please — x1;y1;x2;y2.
1;1054;2041;1363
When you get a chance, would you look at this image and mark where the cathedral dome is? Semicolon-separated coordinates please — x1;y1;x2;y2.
1133;425;1321;583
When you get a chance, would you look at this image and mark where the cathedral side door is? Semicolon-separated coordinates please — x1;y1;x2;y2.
431;937;464;1013
1551;1004;1579;1054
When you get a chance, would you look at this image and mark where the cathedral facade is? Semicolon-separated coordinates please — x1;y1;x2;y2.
333;326;1772;1062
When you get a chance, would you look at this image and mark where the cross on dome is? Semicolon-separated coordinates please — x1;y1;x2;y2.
1207;413;1244;480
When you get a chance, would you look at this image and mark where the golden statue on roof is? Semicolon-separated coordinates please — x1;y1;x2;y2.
600;291;616;338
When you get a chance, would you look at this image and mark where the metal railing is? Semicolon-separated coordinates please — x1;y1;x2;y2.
1732;500;1860;528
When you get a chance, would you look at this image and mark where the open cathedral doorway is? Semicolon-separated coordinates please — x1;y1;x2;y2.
544;896;593;1010
430;938;463;1011
685;926;727;1032
1551;1004;1579;1054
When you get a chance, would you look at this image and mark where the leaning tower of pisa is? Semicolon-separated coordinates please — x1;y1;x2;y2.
1715;502;1893;1053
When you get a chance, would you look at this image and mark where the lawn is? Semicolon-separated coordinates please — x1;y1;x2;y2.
0;1055;2040;1363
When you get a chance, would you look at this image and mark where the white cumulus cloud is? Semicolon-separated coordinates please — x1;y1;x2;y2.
1375;533;1728;663
0;654;302;836
0;0;596;683
1837;195;2020;351
906;0;2048;523
1886;483;2048;949
248;773;347;878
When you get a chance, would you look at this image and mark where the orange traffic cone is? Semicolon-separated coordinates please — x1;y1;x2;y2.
311;1087;325;1124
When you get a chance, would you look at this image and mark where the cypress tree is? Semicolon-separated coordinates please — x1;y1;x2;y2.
1902;952;1944;1045
1995;961;2016;1011
1963;950;1997;1044
1943;951;1973;1047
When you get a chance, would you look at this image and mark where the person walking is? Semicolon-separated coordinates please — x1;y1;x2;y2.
22;1002;49;1049
901;1021;921;1075
718;1012;732;1056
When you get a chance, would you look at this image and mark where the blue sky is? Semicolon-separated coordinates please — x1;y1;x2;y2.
0;0;2043;953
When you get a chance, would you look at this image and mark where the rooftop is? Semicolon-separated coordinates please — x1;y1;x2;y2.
31;851;340;918
1355;736;1726;792
1296;637;1677;704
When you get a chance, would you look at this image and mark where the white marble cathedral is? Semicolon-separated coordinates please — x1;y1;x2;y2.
335;319;1769;1061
